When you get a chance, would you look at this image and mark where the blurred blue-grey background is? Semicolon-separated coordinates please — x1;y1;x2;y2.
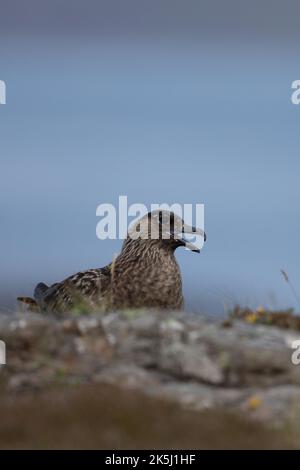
0;0;300;314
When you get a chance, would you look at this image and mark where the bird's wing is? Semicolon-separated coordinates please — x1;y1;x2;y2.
34;265;111;313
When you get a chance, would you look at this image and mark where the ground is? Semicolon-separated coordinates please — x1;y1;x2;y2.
0;307;300;449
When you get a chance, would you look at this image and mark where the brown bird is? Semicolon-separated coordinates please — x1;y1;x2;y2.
18;210;206;314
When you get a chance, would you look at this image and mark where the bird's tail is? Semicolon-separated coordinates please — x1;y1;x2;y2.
17;296;40;312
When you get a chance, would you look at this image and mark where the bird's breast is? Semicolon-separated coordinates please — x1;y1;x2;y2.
111;254;183;310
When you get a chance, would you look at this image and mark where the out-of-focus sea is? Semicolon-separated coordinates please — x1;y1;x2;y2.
0;38;299;314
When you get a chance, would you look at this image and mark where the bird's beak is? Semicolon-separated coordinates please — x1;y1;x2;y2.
180;224;206;252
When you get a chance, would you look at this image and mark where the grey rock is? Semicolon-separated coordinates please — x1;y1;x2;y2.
1;309;300;428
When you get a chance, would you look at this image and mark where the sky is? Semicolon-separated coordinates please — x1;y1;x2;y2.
0;1;300;314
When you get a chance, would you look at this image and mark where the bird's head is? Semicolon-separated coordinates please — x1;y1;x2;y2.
127;210;206;253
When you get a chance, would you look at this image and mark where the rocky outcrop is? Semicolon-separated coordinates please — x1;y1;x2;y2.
1;309;300;430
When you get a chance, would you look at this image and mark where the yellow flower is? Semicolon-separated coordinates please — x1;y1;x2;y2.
248;395;262;410
245;313;258;324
